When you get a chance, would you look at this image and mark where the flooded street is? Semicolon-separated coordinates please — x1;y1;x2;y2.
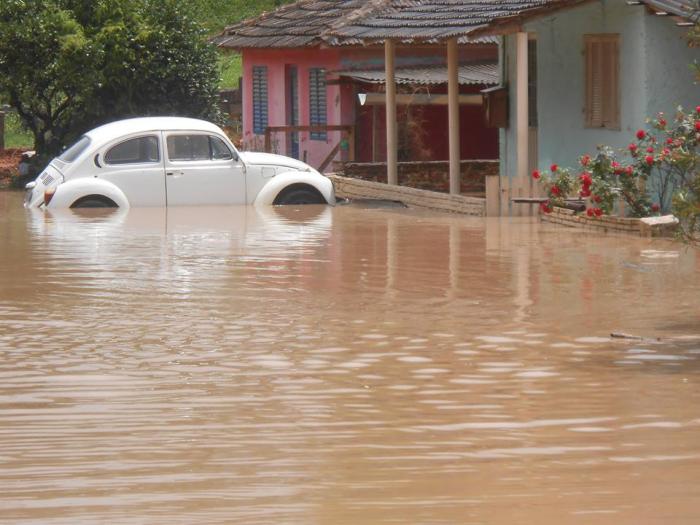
1;190;699;524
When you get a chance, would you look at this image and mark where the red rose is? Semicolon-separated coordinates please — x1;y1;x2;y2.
646;146;654;153
625;166;634;176
628;143;638;154
586;208;595;217
695;121;700;132
581;155;591;167
550;164;558;173
593;195;602;203
580;187;592;198
594;208;603;217
696;105;700;114
666;137;674;145
550;185;561;196
651;203;661;213
579;173;592;186
662;148;670;157
532;170;541;180
658;118;667;128
636;129;646;140
645;155;654;165
539;201;552;214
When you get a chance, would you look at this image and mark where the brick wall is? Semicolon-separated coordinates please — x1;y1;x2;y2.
334;160;499;196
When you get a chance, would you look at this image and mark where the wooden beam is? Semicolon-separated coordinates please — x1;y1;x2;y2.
447;37;460;195
385;39;398;186
359;93;483;106
516;32;529;203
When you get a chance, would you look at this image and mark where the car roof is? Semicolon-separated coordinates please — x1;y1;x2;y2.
84;117;224;144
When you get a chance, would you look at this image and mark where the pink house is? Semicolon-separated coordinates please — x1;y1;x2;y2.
216;0;500;173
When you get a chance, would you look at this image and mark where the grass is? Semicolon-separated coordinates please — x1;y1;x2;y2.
218;52;242;89
3;112;33;149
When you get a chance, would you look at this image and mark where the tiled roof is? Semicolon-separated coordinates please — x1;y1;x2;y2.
336;62;499;85
215;0;699;49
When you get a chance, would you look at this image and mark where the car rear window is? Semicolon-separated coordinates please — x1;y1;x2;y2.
105;136;160;165
58;136;91;163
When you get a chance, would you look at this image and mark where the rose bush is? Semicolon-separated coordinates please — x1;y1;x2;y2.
533;107;698;222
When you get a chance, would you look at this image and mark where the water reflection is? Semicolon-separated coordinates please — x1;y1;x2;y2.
1;192;699;524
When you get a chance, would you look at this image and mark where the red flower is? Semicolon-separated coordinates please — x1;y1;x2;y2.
611;161;623;175
594;208;603;217
580;187;592;198
696;105;700;114
645;155;654;165
532;170;541;180
586;208;595;217
539;201;553;214
646;146;654;153
658;118;667;128
625;166;634;176
550;185;561;196
666;137;674;145
636;129;646;140
695;121;700;132
651;203;661;213
580;155;591;167
579;173;592;186
550;164;558;173
628;143;638;154
662;148;671;157
593;195;602;203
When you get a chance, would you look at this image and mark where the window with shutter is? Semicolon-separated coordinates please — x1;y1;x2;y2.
584;34;620;129
309;68;327;141
252;66;268;135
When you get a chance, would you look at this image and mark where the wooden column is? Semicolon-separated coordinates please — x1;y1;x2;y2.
515;32;529;209
385;39;398;186
447;37;460;195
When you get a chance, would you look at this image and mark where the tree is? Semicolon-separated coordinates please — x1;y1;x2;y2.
0;0;221;169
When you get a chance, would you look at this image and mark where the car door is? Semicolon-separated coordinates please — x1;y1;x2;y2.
163;132;246;206
99;134;166;206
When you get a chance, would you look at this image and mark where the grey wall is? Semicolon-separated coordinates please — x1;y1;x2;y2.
500;0;698;184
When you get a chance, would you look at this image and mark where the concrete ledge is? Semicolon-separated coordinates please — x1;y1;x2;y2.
541;207;678;237
327;174;485;216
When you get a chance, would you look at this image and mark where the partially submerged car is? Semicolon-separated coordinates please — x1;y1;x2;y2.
24;117;334;209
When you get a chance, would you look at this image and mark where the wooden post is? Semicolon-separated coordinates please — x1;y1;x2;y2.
515;32;529;214
385;39;398;186
0;112;5;152
264;127;271;153
347;126;355;162
447;37;460;195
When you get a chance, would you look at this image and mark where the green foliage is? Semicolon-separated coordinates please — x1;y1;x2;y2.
218;52;242;89
3;112;33;149
0;0;222;167
192;0;295;34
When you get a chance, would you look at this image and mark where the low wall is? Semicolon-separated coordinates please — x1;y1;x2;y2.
542;207;678;237
328;174;485;216
334;160;499;196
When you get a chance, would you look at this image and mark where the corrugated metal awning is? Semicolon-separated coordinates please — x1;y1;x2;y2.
336;63;499;86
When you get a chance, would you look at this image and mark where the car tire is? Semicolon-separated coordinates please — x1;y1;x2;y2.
70;195;118;208
274;185;326;205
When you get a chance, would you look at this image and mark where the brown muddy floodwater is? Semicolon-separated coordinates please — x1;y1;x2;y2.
1;191;699;524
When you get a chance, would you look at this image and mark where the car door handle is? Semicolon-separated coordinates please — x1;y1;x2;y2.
166;171;184;177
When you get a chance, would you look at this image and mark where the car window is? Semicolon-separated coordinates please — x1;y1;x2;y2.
167;134;236;162
167;135;210;161
105;136;160;165
210;136;233;160
58;136;91;162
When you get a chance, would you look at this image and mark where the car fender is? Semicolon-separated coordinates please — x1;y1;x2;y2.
253;171;334;206
47;178;130;209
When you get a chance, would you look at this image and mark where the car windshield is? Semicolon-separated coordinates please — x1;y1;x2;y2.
58;135;91;163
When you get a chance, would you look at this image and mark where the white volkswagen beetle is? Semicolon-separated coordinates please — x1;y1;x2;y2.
24;116;334;209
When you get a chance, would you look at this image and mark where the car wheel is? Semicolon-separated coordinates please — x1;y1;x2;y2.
274;185;326;205
70;195;118;208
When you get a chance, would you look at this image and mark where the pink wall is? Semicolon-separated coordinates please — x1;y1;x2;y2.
242;44;498;172
242;48;346;170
